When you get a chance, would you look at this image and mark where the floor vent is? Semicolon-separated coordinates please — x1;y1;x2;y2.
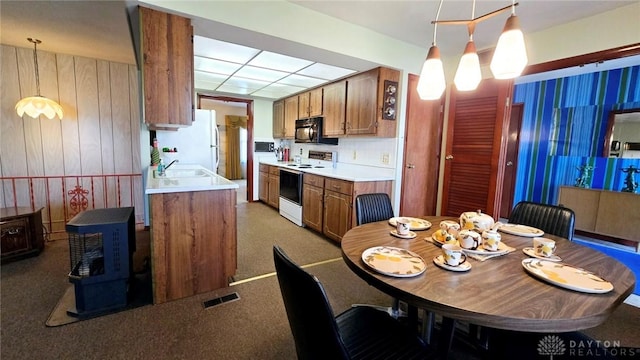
203;292;240;309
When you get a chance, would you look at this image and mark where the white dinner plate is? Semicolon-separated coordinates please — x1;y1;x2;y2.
361;246;426;278
523;247;562;262
499;224;544;237
521;258;613;294
390;230;417;239
433;255;471;272
462;241;511;255
388;217;432;231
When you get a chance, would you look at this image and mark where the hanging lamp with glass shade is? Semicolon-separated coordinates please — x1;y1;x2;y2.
490;0;528;79
15;38;64;120
417;0;446;100
454;0;482;91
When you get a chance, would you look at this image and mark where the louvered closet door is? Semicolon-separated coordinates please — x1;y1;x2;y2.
441;79;513;219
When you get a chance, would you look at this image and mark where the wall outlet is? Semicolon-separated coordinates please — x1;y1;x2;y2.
382;153;390;164
352;150;357;160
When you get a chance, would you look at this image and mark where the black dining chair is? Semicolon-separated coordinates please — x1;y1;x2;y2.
273;245;435;360
509;201;576;241
354;193;408;318
355;193;395;226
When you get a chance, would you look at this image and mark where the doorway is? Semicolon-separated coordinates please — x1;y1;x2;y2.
198;94;254;203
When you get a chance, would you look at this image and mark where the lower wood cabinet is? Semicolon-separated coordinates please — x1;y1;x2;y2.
259;164;280;209
558;186;640;250
302;174;324;233
301;172;392;243
1;207;44;263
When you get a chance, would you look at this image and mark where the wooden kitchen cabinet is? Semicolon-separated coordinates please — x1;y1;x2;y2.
323;178;354;242
268;166;280;209
345;67;399;137
322;80;347;137
272;100;285;138
139;6;194;130
259;164;280;209
259;164;270;203
299;88;323;119
282;97;298;139
323;177;393;243
302;174;325;232
1;207;44;263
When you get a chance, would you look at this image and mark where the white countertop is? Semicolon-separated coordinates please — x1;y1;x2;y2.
145;164;239;194
260;158;395;182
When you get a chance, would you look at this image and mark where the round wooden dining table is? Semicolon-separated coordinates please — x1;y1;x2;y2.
341;216;636;333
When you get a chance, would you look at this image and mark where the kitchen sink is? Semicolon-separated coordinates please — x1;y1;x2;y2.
154;168;213;178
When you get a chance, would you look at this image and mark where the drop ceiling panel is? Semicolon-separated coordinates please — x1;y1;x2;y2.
194;36;260;63
193;35;356;100
248;51;314;72
233;66;289;82
296;63;356;80
194;57;243;75
278;74;328;88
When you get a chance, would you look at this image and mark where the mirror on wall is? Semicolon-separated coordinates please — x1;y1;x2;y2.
603;108;640;158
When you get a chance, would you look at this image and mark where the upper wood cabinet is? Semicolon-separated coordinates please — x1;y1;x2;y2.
272;100;285;138
271;66;399;139
139;6;193;130
322;80;347;137
298;88;323;118
282;96;298;139
345;67;399;137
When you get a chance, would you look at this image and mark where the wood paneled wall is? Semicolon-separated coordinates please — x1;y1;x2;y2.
1;45;143;238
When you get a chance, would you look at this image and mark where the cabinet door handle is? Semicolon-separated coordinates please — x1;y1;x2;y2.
406;164;415;169
8;228;20;235
445;155;454;160
506;161;513;166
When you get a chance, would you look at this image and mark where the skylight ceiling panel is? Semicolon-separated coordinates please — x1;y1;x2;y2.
297;63;356;80
248;51;314;73
194;35;259;64
277;74;327;88
234;65;289;82
216;84;255;95
252;83;307;99
223;76;270;92
194;57;243;75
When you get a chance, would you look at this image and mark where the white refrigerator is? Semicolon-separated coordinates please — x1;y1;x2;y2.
156;109;220;173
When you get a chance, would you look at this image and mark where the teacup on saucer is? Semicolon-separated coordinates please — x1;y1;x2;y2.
390;230;417;239
433;255;471;272
522;247;562;262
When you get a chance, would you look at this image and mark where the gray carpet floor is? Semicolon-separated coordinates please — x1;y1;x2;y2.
1;201;638;359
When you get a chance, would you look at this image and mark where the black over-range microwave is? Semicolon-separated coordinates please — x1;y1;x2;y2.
294;117;338;145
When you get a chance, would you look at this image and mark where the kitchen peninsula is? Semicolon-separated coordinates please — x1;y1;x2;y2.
145;164;238;304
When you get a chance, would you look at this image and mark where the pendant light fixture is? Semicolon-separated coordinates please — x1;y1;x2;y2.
15;38;64;120
417;0;446;100
490;0;528;79
417;1;526;97
453;0;481;91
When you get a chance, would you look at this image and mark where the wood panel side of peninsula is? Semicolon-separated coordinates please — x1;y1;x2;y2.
150;189;237;304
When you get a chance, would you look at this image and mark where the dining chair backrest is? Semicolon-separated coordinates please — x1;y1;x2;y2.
273;245;350;360
355;193;394;226
273;245;433;360
509;201;576;241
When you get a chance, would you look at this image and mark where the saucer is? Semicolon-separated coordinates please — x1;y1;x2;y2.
432;255;471;272
523;247;562;262
390;230;417;239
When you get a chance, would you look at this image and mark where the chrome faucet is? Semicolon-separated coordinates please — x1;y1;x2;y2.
165;160;179;170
